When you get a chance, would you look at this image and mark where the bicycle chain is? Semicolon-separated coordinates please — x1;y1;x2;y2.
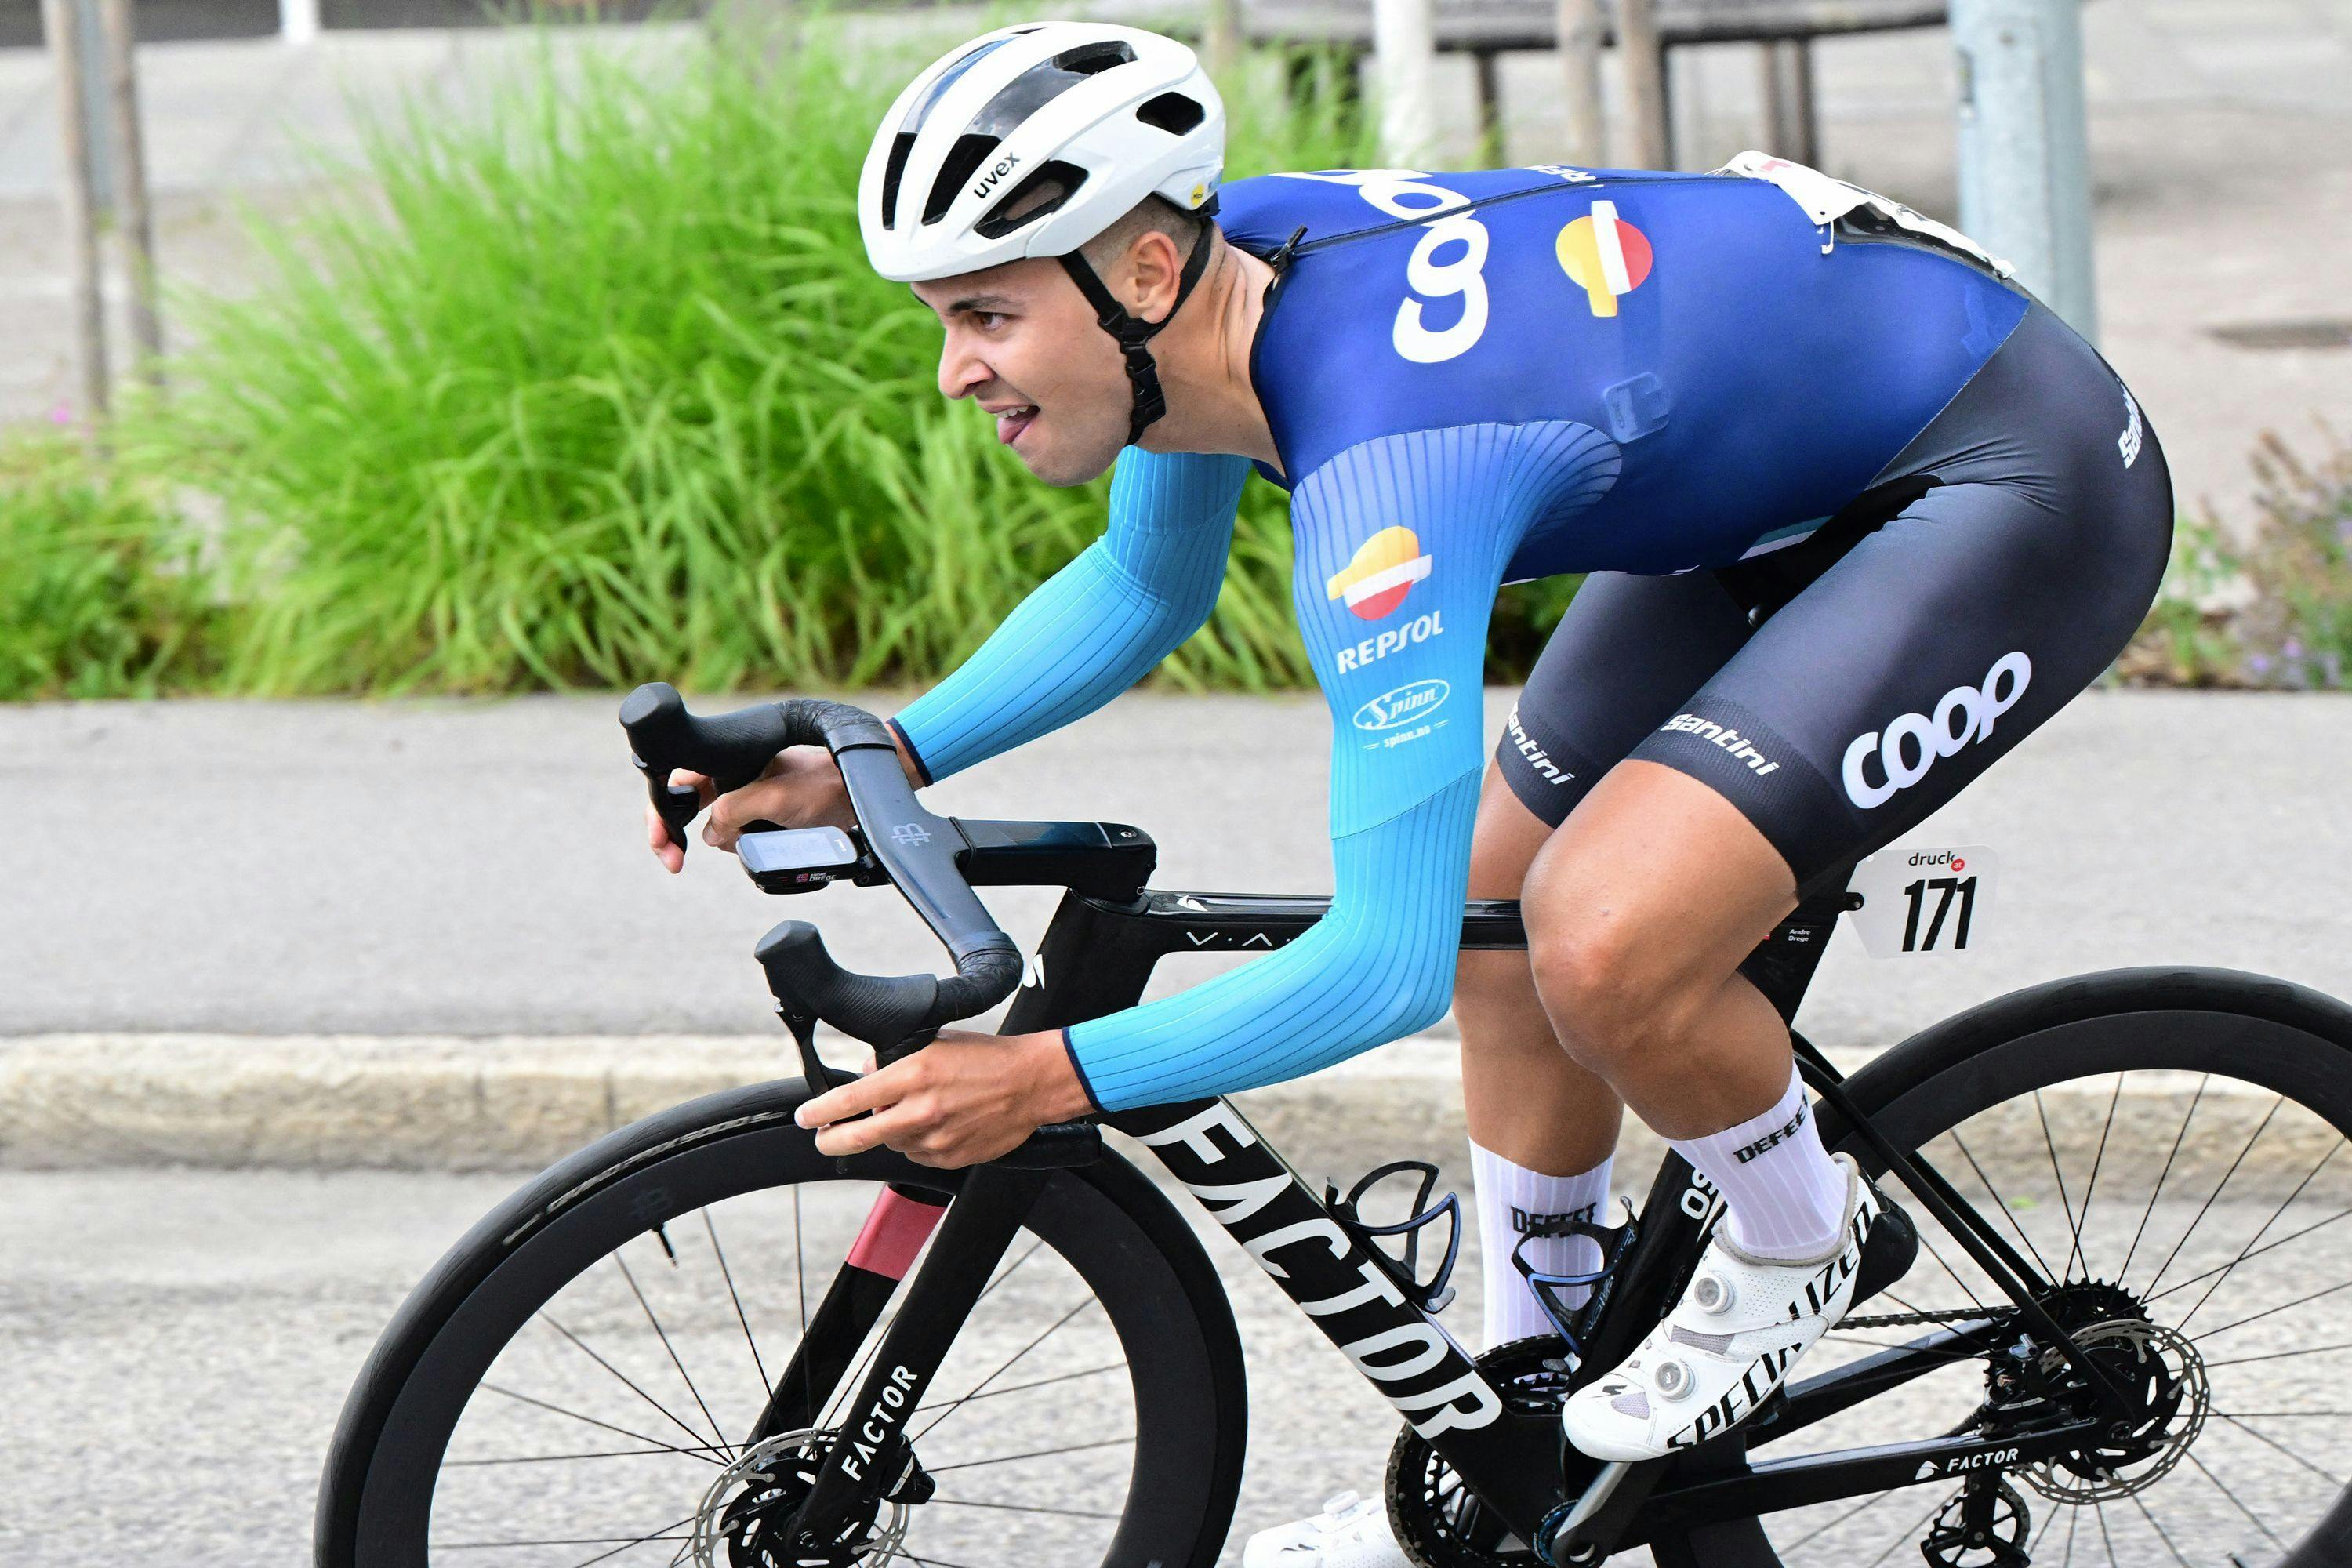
1840;1305;2016;1330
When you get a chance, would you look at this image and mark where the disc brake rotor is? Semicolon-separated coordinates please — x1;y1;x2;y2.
688;1428;910;1568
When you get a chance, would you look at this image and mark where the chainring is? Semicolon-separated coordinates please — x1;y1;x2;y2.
1920;1477;2033;1568
1386;1337;1574;1568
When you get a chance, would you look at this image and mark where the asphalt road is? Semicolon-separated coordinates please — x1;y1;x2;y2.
6;688;2352;1055
5;1154;2347;1568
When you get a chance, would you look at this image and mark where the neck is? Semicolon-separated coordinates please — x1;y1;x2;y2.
1135;235;1281;474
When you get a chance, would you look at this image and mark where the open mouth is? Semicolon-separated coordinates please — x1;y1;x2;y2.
994;405;1039;446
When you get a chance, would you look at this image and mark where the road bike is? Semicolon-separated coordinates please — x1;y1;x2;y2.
317;688;2352;1567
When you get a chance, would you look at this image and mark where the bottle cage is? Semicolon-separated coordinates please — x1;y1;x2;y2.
1512;1199;1641;1359
1327;1159;1464;1314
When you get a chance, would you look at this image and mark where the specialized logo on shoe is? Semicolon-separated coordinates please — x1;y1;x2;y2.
1556;200;1653;318
1731;1101;1807;1164
1842;652;2031;810
1658;713;1780;777
1327;526;1432;621
1507;708;1574;787
2118;384;2144;469
1667;1341;1799;1450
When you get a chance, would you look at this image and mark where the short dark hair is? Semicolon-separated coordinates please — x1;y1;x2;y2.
1079;194;1207;274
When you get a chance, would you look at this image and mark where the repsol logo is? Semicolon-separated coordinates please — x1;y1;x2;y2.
1354;678;1450;731
836;1363;918;1480
1843;652;2031;811
970;154;1022;200
1334;610;1444;673
1137;1102;1503;1439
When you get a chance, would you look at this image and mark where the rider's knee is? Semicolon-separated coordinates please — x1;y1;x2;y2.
1529;919;1696;1078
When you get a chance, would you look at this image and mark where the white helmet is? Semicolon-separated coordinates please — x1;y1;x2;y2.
860;22;1224;281
862;24;1228;445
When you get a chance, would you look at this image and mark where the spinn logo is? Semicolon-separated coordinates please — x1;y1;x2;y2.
1844;652;2031;810
1353;678;1450;731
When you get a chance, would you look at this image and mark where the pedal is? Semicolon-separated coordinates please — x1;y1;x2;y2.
1325;1160;1463;1313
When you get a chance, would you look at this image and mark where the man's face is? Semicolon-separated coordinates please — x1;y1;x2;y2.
912;257;1132;488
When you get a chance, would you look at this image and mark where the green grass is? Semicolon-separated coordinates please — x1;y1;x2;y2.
123;16;1409;696
0;431;213;699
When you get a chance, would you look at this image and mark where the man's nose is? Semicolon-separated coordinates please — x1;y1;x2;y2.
938;341;990;401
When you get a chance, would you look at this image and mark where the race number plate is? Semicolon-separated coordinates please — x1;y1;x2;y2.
1845;845;1998;958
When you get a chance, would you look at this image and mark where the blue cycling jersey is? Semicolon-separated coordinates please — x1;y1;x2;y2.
894;162;2033;1112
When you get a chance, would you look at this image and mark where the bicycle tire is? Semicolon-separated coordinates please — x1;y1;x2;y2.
314;1077;1248;1568
1648;965;2352;1568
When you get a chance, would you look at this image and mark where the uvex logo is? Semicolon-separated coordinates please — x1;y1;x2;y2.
1844;652;2031;810
1353;678;1450;731
971;154;1021;200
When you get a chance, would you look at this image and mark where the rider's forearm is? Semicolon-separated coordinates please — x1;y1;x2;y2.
893;451;1250;784
1062;772;1480;1111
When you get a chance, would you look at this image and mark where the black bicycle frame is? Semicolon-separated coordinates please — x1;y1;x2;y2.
775;822;2102;1555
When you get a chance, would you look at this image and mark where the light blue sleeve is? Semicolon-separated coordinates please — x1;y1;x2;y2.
891;449;1250;783
1067;422;1621;1112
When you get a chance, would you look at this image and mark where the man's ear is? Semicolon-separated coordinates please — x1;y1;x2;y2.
1123;228;1186;323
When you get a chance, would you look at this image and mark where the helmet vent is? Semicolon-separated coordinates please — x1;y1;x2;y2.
878;132;916;229
1134;92;1205;136
973;159;1090;240
1053;40;1136;75
924;134;1004;225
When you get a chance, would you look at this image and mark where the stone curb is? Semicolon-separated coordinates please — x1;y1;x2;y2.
2;1035;2328;1195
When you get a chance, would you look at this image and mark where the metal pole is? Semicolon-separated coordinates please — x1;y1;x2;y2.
42;0;108;423
1372;0;1438;165
1206;0;1242;76
1952;0;2097;340
1617;0;1670;169
98;0;162;383
1760;39;1817;165
281;0;321;46
1555;0;1607;165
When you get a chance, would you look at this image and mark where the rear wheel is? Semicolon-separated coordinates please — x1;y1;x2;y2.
1647;967;2352;1568
317;1080;1247;1568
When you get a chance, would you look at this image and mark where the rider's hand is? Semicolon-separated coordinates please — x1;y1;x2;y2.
644;728;926;873
793;1030;1095;1169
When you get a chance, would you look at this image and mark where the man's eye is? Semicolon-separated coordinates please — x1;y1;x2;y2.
975;312;1007;331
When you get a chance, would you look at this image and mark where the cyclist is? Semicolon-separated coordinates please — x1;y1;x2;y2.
646;18;2173;1550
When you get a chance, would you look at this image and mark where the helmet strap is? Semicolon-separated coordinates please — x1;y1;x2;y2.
1057;212;1219;448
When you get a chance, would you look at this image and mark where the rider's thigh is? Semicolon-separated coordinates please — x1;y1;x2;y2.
1468;763;1555;901
1622;325;2175;891
1495;568;1754;831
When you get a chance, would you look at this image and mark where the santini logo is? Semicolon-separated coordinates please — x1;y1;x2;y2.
1354;679;1450;731
1659;713;1780;776
1844;652;2031;810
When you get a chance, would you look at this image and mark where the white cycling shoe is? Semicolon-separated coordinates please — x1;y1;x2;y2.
1242;1490;1411;1568
1560;1153;1885;1462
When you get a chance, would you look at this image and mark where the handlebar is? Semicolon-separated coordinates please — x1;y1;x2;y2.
620;684;1096;1168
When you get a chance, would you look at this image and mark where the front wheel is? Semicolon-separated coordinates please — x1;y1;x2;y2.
1648;967;2352;1568
317;1079;1247;1568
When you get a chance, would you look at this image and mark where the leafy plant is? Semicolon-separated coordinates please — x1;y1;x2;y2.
2125;425;2352;689
0;433;212;699
132;19;1386;696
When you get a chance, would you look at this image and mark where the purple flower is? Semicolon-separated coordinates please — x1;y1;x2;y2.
48;400;72;426
2248;653;2274;677
2283;637;2306;661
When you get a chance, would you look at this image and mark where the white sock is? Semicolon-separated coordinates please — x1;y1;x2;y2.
1670;1061;1852;1261
1469;1139;1613;1350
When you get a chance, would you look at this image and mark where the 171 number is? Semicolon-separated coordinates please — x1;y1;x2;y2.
1900;876;1978;953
